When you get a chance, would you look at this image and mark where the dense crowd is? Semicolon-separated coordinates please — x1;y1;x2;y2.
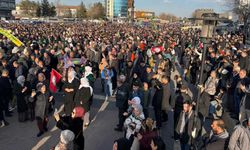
0;21;249;150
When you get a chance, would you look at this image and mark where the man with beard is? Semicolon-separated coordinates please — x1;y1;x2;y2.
173;84;192;140
203;119;229;150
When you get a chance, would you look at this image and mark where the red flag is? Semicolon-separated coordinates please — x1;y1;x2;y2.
151;46;164;53
199;42;203;49
131;52;135;62
50;69;62;93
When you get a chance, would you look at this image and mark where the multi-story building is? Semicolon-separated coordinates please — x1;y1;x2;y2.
106;0;128;20
0;0;15;19
56;6;80;18
192;9;215;25
240;0;250;5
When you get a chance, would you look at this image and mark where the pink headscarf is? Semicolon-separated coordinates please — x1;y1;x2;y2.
73;107;85;118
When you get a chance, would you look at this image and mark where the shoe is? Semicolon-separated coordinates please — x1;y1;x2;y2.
84;123;90;127
0;123;5;128
171;136;179;142
0;121;9;128
44;127;48;132
114;127;123;132
3;121;9;126
37;131;44;137
9;106;16;112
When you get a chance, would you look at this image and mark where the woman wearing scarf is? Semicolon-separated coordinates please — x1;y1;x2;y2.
52;130;75;150
124;104;145;141
74;78;93;127
83;66;95;88
54;106;85;150
13;75;30;122
29;83;53;137
62;68;80;116
83;66;95;107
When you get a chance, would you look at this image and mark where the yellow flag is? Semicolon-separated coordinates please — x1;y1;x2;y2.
0;28;24;47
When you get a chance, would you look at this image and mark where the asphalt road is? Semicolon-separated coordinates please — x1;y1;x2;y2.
0;78;181;150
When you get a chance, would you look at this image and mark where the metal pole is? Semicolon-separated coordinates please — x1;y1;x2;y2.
191;25;210;149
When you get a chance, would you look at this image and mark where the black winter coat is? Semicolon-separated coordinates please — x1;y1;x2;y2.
56;116;84;150
176;111;201;145
152;85;163;109
13;81;31;113
116;83;129;108
0;76;12;99
62;78;80;115
74;87;92;112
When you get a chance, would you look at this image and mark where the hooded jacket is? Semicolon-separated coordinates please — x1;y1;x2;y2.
228;122;250;150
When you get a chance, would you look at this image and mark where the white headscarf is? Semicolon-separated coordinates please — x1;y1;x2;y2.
68;69;76;83
79;78;93;95
60;130;75;144
17;75;25;87
84;66;93;78
131;97;141;105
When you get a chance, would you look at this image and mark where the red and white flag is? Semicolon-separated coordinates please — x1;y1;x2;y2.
151;46;164;53
50;69;62;93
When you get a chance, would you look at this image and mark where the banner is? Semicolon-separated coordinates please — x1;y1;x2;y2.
0;28;24;47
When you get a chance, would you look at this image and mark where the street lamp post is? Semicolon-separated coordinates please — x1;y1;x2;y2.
190;13;219;148
199;13;218;85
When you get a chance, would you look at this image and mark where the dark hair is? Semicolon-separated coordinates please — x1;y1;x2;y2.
161;75;170;82
114;138;131;150
152;136;166;150
183;100;192;105
213;119;225;130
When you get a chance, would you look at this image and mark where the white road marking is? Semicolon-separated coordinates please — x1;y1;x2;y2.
32;136;51;150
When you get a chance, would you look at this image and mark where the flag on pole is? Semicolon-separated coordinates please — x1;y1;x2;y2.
151;46;164;53
50;69;62;93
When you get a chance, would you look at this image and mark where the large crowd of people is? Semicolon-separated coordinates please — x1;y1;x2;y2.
0;21;249;150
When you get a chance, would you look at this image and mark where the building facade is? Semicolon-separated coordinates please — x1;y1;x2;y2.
192;9;215;25
0;0;15;19
106;0;128;20
56;6;80;18
240;0;250;5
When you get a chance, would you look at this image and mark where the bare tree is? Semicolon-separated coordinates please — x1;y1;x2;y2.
87;2;105;19
227;0;250;41
159;13;178;22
